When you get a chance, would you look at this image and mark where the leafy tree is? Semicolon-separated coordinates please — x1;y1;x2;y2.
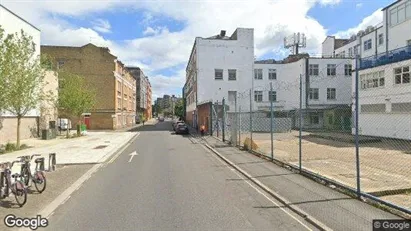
0;28;46;148
58;71;96;137
174;100;184;118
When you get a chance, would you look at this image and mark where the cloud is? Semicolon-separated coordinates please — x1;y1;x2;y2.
356;3;363;9
92;19;111;33
1;0;352;100
334;8;383;38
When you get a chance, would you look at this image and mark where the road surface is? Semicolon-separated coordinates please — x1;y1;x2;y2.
44;121;317;231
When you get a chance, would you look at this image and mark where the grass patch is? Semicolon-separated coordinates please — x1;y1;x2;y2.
0;142;31;154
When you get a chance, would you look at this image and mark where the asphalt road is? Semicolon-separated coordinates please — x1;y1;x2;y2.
44;121;318;231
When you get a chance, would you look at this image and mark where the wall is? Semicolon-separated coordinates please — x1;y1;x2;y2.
354;58;411;139
384;0;411;51
0;117;39;144
39;70;59;130
0;5;41;118
196;28;255;113
361;31;377;58
322;37;335;57
227;112;292;132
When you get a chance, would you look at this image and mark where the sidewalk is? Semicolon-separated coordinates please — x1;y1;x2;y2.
0;131;138;165
196;135;402;231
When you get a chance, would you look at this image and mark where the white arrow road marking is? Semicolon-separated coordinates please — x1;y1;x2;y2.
128;151;138;163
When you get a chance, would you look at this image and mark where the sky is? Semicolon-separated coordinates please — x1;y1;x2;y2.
0;0;394;101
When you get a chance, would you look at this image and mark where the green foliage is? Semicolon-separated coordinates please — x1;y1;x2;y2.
5;142;17;152
58;71;96;121
174;100;184;118
41;53;55;70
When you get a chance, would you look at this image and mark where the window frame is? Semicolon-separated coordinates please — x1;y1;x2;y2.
327;88;336;100
214;69;223;80
364;39;372;51
268;90;277;102
309;88;319;100
254;69;263;80
327;64;336;76
344;64;352;76
228;69;237;81
309;64;319;76
378;33;384;45
254;90;263;102
394;66;411;85
268;69;277;80
309;113;320;125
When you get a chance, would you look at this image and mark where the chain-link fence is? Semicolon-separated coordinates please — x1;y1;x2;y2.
211;57;411;215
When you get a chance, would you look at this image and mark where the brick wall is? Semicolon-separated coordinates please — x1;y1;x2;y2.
0;117;39;144
197;103;211;133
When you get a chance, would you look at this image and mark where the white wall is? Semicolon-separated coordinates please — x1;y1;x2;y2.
384;0;411;51
196;28;254;112
253;60;305;111
322;37;335;57
0;5;41;117
335;39;359;58
361;31;376;58
353;59;411;140
376;27;386;54
308;58;352;107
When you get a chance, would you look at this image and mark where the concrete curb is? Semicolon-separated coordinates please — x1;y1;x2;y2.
203;143;332;231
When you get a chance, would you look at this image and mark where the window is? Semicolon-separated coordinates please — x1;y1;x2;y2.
268;69;277;80
268;91;277;102
215;69;223;80
364;39;372;51
407;1;411;18
398;4;406;23
341;51;345;58
254;69;263;80
378;34;384;45
228;91;237;102
390;1;411;26
254;91;263;102
309;113;320;125
344;64;352;76
228;69;236;80
360;70;385;89
309;88;319;100
348;48;353;57
354;45;359;56
309;64;319;76
394;66;410;85
327;64;336;76
327;88;336;100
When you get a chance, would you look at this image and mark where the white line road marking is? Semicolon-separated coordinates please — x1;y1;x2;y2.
198;143;314;231
128;151;138;163
108;132;140;164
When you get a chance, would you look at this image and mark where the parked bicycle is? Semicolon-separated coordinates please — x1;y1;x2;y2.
18;154;47;193
0;161;27;207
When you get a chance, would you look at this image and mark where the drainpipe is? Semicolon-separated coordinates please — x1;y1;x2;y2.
375;29;378;56
385;9;389;55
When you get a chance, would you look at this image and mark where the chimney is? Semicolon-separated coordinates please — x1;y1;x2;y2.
220;30;226;37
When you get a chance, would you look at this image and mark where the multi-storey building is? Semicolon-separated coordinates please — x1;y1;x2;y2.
184;28;255;130
323;0;411;139
128;67;150;120
145;80;152;120
0;4;58;142
41;43;136;130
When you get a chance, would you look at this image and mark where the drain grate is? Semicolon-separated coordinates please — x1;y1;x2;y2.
94;145;108;149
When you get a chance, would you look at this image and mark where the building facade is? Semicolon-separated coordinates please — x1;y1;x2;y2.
0;4;58;143
41;43;136;130
145;81;152;120
184;28;255;129
128;67;151;121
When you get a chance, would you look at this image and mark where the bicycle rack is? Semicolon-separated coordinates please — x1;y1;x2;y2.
48;153;56;172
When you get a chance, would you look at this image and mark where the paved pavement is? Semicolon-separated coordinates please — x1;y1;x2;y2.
197;135;402;231
43;121;317;231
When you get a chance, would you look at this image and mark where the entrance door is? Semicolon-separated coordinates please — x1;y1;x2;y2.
84;116;91;129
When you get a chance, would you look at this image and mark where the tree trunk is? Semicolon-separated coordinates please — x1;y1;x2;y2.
77;117;82;137
16;115;21;149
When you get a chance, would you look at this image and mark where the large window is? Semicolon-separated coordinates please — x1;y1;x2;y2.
254;91;263;102
228;69;236;80
360;70;385;89
309;88;319;100
309;113;320;125
268;91;277;102
390;1;411;26
254;69;263;80
268;69;277;80
327;88;336;100
344;64;352;76
327;64;336;76
394;66;410;85
215;69;223;80
364;39;372;51
378;33;384;45
309;64;319;76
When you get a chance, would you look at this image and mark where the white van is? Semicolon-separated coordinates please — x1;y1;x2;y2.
57;118;72;130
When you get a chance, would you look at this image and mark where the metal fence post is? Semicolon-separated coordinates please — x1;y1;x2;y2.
355;55;361;197
270;82;274;160
216;100;219;138
299;74;302;171
239;105;242;147
249;89;253;151
209;102;213;136
234;95;238;146
222;97;226;142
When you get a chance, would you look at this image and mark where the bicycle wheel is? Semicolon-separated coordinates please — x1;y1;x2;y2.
13;181;27;207
33;171;46;193
20;165;30;186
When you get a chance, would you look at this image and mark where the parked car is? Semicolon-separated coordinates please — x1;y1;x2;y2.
159;117;165;122
135;116;141;124
175;123;189;134
173;121;185;131
57;118;72;130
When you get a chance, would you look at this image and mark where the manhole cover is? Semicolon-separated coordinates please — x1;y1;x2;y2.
94;145;108;149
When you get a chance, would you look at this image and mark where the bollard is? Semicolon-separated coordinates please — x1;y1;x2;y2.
48;153;57;172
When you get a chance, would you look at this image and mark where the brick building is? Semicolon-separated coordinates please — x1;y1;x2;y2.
127;67;152;121
41;43;136;130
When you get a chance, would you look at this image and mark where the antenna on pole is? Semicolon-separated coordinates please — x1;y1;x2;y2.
284;33;306;55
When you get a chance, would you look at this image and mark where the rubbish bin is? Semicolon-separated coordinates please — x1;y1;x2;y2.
81;124;87;132
41;129;52;140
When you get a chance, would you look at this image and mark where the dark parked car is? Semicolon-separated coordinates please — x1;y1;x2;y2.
175;123;189;134
159;117;165;122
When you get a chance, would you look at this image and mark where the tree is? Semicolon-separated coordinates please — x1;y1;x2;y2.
0;28;46;148
58;71;96;137
0;27;5;130
174;100;184;119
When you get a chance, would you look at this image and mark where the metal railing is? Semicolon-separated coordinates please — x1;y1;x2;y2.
360;45;411;70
